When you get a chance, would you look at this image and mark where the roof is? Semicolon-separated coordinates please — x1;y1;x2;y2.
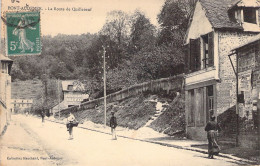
232;33;260;50
235;0;260;7
200;0;243;30
61;80;85;92
0;54;13;62
51;101;68;112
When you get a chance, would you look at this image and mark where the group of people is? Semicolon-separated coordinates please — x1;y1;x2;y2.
65;110;220;159
66;111;118;140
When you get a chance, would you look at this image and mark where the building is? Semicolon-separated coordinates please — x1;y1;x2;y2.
11;98;33;113
229;34;260;149
0;54;13;134
232;34;260;123
51;80;89;115
184;0;260;140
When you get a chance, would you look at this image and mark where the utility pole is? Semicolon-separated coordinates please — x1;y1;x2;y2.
228;51;239;147
58;76;60;119
235;52;239;147
103;46;107;127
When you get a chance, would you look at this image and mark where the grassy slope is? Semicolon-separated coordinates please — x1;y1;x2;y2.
11;80;43;99
72;91;185;134
73;94;158;130
149;92;185;136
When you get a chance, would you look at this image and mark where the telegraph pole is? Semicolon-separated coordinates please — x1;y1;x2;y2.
58;77;60;119
228;51;239;147
235;52;239;147
103;46;107;127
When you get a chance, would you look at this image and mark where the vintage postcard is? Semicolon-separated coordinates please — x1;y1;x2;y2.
0;0;259;166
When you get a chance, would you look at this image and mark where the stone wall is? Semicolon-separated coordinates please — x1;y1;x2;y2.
216;30;257;116
56;74;184;117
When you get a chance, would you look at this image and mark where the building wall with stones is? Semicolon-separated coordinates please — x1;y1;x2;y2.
216;31;257;116
237;39;260;122
0;56;12;135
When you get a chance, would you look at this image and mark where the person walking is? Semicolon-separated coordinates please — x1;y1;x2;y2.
41;110;45;123
67;112;76;140
205;116;221;159
110;112;117;140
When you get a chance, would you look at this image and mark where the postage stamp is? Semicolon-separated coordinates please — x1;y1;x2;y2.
5;12;41;56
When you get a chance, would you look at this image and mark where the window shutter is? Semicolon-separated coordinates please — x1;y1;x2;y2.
190;39;196;71
184;44;190;73
208;32;214;67
194;38;201;71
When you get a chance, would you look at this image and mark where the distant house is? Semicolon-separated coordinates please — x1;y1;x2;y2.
0;54;13;133
11;99;33;113
51;80;89;115
184;0;260;140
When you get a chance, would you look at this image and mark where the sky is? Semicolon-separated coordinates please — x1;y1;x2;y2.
1;0;165;36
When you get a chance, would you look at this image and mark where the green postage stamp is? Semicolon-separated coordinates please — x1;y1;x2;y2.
6;12;41;56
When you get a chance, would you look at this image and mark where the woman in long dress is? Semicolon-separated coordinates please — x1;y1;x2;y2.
205;116;221;159
12;15;36;53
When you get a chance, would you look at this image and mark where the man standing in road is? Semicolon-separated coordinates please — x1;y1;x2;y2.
41;110;45;124
110;111;117;140
67;112;76;140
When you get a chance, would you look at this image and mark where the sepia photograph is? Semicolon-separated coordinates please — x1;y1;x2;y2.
0;0;259;165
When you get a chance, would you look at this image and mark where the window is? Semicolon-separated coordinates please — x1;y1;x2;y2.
1;62;6;73
207;85;214;119
202;35;209;68
202;33;214;68
187;32;214;72
68;85;73;90
244;8;256;24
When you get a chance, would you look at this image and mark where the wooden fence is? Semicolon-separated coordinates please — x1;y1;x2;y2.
55;74;184;116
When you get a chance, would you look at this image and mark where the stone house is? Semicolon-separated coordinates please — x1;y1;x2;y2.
230;34;260;149
0;54;12;134
232;34;260;125
51;80;89;115
184;0;260;140
11;98;33;113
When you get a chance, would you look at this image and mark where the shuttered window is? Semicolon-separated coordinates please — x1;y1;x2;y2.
208;32;214;67
190;38;201;72
202;32;214;68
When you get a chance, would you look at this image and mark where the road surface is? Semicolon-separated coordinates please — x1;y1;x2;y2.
0;115;244;166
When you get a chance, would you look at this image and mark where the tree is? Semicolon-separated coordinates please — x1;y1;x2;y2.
157;0;197;46
132;45;185;80
101;10;131;46
130;10;157;53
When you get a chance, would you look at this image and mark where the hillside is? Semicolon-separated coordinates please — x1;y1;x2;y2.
11;79;43;99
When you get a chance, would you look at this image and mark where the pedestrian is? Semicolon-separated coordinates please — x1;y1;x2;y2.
110;111;117;140
41;110;45;123
67;112;76;140
205;116;221;159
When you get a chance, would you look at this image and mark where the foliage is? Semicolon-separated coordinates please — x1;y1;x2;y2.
10;2;194;96
157;0;196;46
130;10;157;53
132;45;185;80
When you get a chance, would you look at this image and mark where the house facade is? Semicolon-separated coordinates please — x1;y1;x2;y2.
0;54;12;134
233;34;260;127
11;98;33;113
184;0;260;140
51;80;89;115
